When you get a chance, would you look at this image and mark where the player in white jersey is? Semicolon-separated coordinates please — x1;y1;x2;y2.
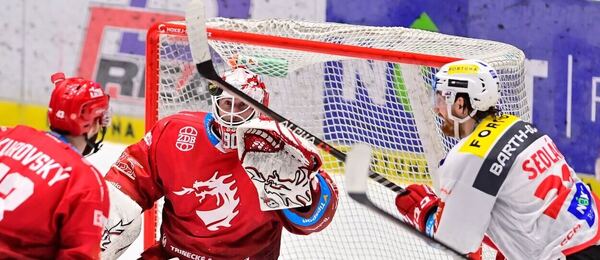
395;59;600;259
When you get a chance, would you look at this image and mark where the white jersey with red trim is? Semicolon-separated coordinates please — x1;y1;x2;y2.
433;114;599;259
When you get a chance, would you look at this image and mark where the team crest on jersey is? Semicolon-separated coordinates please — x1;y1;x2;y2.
176;126;198;152
113;153;142;180
173;172;240;231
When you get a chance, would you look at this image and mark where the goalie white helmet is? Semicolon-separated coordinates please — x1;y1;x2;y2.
434;59;500;112
210;67;270;151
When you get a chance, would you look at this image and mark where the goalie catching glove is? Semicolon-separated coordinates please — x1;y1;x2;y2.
237;118;323;211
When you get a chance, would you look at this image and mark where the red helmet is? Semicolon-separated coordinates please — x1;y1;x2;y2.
48;72;110;136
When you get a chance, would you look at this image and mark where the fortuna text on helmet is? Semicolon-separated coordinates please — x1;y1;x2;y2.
433;59;500;139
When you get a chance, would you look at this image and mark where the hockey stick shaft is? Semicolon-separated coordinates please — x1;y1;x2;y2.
350;192;467;258
186;0;404;194
345;144;467;258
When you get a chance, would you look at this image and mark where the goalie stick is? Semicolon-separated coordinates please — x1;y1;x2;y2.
345;143;467;258
184;0;404;195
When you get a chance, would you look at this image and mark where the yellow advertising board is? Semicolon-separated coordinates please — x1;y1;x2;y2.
0;100;144;144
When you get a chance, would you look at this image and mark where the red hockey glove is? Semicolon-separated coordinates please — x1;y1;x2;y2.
395;184;440;233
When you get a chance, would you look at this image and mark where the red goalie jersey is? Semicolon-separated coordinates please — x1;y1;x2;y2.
0;126;109;259
105;111;338;259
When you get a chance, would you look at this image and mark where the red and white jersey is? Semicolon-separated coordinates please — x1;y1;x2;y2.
434;114;600;259
105;111;336;260
0;125;109;259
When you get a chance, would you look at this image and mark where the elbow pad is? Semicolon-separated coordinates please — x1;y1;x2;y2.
101;183;143;259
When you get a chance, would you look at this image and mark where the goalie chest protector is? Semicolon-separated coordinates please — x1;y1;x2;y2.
147;111;285;259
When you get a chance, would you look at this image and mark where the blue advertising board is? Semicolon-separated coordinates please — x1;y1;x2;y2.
88;0;600;174
326;0;600;174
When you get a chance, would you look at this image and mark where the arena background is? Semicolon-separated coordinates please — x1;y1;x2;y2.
1;0;598;191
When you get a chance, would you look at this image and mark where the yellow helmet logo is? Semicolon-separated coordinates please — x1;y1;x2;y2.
448;64;479;75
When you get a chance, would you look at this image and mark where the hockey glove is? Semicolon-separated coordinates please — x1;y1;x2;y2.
395;184;440;234
237;118;322;211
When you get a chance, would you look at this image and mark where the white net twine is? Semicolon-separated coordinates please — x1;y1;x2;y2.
147;18;528;259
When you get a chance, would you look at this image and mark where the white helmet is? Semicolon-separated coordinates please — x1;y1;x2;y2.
434;59;500;138
434;59;500;111
210;67;269;151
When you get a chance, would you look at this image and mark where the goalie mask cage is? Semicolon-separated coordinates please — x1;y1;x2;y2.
145;18;528;259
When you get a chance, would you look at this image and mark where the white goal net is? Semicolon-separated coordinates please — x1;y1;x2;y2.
145;18;528;259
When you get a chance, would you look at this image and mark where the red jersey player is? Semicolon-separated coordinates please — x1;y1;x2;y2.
102;67;338;259
0;72;111;259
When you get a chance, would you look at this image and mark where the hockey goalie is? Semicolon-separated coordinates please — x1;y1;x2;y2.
101;67;338;259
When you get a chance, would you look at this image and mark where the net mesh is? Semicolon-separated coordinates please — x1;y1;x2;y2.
145;18;528;259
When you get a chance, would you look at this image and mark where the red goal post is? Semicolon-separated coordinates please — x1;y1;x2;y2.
145;18;527;259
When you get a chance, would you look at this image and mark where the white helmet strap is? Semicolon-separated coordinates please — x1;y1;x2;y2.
446;104;477;139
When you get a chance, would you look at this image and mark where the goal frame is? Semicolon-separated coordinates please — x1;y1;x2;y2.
145;21;464;249
144;20;525;254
